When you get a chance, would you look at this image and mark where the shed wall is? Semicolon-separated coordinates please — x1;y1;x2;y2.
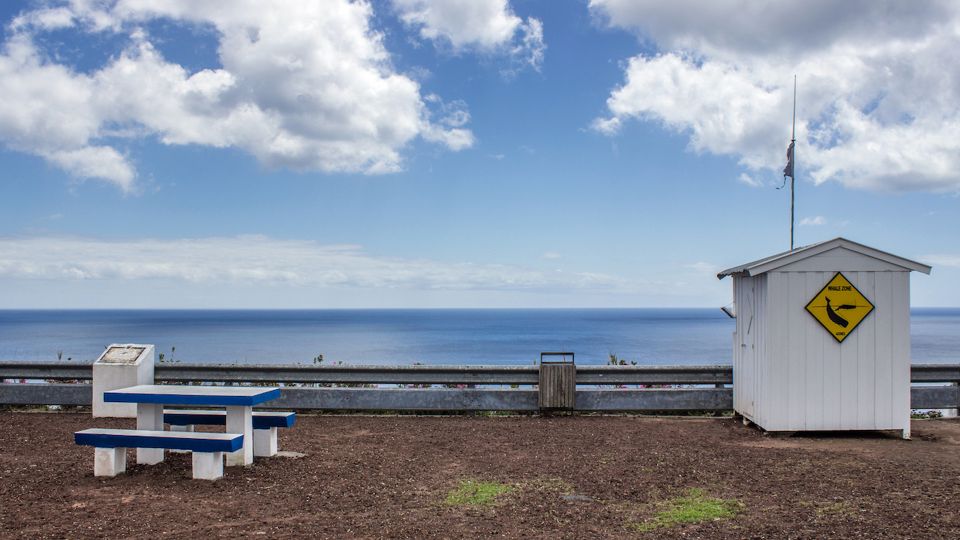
760;270;910;432
732;274;766;423
733;275;753;417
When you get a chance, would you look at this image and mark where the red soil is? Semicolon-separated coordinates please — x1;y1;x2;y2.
2;412;959;539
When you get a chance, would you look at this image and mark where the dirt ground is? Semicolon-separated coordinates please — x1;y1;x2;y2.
1;412;959;539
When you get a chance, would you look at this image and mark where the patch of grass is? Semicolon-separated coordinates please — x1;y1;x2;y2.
630;488;742;532
816;500;856;518
444;480;513;506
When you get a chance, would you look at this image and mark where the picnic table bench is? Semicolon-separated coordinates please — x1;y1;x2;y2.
75;428;243;480
164;409;296;457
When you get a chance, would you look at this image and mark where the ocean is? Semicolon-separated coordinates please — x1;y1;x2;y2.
0;308;958;365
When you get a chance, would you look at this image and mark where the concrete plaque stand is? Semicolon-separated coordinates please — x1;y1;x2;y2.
92;344;155;418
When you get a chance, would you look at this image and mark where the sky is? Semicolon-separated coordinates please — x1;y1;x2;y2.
0;0;958;309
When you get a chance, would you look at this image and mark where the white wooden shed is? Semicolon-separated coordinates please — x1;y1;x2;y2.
718;238;930;438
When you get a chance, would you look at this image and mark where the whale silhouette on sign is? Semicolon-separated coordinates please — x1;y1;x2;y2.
825;297;857;328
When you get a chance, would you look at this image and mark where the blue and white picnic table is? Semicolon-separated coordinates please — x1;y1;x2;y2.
103;384;280;466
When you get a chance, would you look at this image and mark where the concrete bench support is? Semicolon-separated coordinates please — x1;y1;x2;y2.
136;403;164;465
225;406;253;466
169;424;193;454
192;451;225;480
254;427;278;457
94;447;126;477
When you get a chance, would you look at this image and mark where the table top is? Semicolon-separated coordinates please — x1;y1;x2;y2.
103;384;281;406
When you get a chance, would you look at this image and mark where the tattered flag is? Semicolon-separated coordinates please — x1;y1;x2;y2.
783;141;795;178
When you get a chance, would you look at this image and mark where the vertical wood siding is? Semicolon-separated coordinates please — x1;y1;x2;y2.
735;249;911;433
539;363;575;409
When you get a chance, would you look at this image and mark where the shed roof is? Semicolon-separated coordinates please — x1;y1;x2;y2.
717;237;931;279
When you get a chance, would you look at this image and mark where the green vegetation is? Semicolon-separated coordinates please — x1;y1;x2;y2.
816;500;856;518
630;489;741;532
158;346;178;363
444;480;513;506
608;353;637;366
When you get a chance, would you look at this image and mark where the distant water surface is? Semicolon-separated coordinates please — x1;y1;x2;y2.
0;308;957;365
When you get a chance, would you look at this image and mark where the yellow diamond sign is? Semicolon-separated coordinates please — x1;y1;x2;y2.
805;272;874;343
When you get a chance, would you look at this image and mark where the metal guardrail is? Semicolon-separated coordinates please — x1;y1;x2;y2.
0;362;95;381
1;361;957;411
0;362;743;384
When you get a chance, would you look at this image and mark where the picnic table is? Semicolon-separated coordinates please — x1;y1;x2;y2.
103;384;280;466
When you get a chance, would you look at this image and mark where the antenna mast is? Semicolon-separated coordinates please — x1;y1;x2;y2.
790;75;796;250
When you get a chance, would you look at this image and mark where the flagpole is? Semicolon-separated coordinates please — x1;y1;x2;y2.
790;75;796;251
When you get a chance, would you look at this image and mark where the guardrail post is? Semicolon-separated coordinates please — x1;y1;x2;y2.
714;382;726;416
945;382;959;418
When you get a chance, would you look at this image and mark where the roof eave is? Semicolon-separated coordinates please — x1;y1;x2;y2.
717;237;932;279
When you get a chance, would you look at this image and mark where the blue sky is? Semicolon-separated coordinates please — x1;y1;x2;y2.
0;0;958;308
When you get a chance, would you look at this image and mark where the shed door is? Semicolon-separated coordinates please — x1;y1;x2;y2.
738;279;756;416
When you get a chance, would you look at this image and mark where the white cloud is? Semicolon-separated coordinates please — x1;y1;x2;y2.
589;116;620;136
11;7;75;30
509;17;545;73
737;173;763;188
922;254;960;268
541;251;561;260
0;33;136;189
420;93;474;149
0;236;630;292
594;54;785;168
590;0;960;193
799;216;827;226
683;261;718;275
393;0;544;71
589;0;954;59
0;0;473;190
